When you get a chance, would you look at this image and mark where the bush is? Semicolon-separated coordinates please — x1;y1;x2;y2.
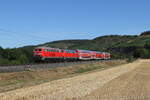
0;48;32;65
127;56;136;63
0;58;10;65
133;48;150;58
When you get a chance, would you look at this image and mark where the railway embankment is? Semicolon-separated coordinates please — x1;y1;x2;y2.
0;60;114;73
0;60;126;93
0;59;144;100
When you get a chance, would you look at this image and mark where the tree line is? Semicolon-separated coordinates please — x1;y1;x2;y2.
0;47;33;65
111;44;150;59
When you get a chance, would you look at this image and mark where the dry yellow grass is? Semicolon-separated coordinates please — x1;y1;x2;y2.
0;60;126;93
0;60;144;100
78;59;150;100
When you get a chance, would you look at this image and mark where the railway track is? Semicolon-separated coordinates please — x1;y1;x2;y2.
0;60;112;73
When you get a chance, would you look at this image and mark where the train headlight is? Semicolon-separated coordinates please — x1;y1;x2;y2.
34;53;42;56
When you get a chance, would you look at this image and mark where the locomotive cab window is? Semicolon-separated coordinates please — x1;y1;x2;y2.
35;49;42;51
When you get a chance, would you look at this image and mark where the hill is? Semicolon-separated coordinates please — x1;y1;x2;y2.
39;35;138;51
0;31;150;65
140;31;150;36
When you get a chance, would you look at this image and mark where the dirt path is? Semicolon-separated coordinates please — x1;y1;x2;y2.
0;60;148;100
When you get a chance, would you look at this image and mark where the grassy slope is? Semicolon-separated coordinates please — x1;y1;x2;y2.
113;36;150;47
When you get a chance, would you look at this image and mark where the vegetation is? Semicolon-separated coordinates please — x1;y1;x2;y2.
127;56;135;63
0;47;33;65
0;60;126;93
0;31;150;65
140;31;150;36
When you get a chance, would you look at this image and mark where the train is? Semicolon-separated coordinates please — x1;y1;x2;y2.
33;47;111;62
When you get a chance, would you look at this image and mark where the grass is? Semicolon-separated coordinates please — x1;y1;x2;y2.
0;60;127;93
127;57;136;63
75;60;127;73
75;66;104;73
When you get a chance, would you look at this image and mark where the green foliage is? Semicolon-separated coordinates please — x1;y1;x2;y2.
133;48;150;58
140;31;150;36
127;56;135;63
19;54;29;64
0;58;10;65
0;47;33;65
74;66;102;73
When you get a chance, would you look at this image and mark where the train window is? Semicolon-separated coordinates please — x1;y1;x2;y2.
47;49;58;52
71;51;75;53
35;49;42;51
65;50;76;53
52;50;56;52
57;50;59;52
46;49;50;51
39;49;42;51
48;49;52;52
43;49;58;52
61;50;64;53
53;50;56;52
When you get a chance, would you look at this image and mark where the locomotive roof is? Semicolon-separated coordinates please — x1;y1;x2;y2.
35;46;60;50
76;49;93;53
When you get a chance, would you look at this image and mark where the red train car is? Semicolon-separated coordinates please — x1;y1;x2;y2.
33;47;111;61
95;52;104;59
100;52;111;59
63;49;79;61
76;50;94;60
104;52;111;59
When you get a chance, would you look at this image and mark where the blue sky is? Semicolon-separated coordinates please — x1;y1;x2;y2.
0;0;150;48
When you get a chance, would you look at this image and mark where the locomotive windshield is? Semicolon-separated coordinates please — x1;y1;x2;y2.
35;49;42;51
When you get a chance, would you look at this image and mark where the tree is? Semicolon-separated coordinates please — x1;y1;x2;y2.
19;54;28;64
0;46;3;58
133;48;150;58
140;31;150;36
145;42;150;49
0;58;10;65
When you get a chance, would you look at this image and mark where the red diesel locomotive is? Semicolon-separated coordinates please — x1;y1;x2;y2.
33;47;111;61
